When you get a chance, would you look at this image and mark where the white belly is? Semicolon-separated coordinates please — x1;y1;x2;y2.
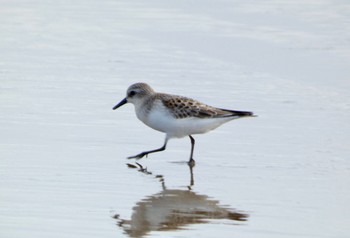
139;107;234;138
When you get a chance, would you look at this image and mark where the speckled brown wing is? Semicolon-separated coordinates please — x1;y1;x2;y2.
160;93;255;119
160;94;234;119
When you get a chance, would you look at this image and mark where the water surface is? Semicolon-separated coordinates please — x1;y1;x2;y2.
0;0;349;238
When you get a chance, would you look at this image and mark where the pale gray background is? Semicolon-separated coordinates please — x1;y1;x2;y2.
1;0;349;237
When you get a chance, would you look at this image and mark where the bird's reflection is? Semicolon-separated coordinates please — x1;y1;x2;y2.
114;163;248;237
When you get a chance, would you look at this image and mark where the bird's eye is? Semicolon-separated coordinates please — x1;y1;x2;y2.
129;90;136;97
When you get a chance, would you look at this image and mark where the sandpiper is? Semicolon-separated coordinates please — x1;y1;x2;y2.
113;83;255;164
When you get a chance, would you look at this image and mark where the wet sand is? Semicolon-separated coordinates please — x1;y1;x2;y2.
1;0;349;238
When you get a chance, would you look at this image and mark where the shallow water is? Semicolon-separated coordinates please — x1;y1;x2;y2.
1;0;350;238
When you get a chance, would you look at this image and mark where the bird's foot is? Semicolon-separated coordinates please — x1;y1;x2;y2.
188;158;195;167
127;152;148;160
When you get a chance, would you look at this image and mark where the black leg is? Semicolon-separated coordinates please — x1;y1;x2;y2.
188;135;195;166
128;138;168;160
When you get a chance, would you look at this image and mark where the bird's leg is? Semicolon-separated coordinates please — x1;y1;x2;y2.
188;135;196;166
128;145;166;160
128;137;168;160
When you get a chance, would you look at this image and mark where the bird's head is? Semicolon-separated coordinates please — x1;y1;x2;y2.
113;83;155;110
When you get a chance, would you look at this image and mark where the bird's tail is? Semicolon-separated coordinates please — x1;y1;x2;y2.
220;108;256;118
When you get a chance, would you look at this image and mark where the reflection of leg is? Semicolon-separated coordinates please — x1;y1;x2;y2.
188;135;196;165
128;137;168;160
189;162;194;187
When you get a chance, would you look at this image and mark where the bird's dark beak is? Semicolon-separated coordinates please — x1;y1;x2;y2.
113;98;127;110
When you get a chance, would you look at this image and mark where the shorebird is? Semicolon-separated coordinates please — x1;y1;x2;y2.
113;83;255;164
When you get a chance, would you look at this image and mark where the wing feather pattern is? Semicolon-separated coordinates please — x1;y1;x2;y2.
160;94;254;119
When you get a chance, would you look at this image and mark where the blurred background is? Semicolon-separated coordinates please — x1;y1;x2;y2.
1;1;349;237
